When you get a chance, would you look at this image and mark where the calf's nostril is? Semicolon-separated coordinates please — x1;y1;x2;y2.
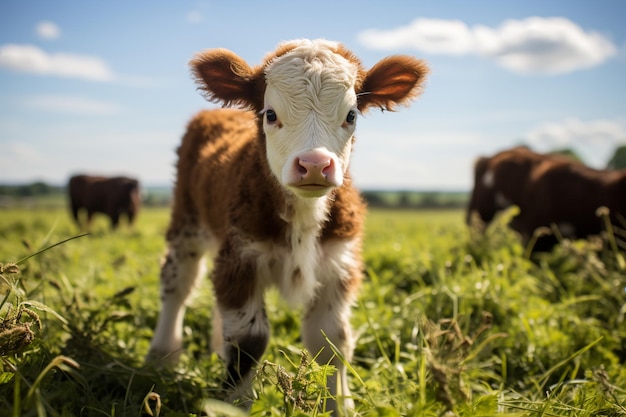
296;159;309;176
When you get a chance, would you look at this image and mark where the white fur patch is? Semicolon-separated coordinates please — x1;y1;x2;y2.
240;196;332;306
220;298;267;343
262;39;358;193
482;169;495;188
319;238;360;289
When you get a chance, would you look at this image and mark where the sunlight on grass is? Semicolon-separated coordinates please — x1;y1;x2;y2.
0;207;625;415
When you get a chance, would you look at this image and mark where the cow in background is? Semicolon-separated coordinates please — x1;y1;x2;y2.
518;158;626;251
466;146;546;232
465;146;618;253
68;174;141;230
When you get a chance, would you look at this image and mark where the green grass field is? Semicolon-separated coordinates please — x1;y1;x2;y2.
1;207;625;416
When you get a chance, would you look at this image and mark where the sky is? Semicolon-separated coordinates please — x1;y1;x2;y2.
1;1;625;191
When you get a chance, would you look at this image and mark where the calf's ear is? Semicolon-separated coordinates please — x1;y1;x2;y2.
357;56;429;112
190;49;265;110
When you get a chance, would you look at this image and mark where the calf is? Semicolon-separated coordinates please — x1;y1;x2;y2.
68;174;140;230
147;39;429;412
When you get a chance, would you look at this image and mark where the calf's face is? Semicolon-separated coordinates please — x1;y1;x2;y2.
262;44;358;197
190;39;429;198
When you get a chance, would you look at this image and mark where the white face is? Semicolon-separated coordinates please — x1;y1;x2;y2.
261;40;359;198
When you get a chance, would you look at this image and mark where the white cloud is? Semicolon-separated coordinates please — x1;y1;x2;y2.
0;44;114;81
22;95;121;115
359;18;475;55
358;17;617;74
524;118;626;167
36;21;60;40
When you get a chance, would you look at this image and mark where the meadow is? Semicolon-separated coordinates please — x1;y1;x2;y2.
1;206;625;416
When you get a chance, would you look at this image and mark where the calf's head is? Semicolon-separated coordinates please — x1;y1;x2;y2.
191;39;429;198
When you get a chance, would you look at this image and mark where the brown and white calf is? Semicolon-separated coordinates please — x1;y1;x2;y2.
147;39;428;412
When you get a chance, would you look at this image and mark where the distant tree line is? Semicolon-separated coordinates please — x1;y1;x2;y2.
607;145;626;169
0;182;64;197
361;191;468;209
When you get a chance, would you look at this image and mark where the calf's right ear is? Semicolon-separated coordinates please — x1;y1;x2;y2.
190;49;265;110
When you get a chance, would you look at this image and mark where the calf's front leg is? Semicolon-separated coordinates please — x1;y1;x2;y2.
212;248;270;408
302;246;360;414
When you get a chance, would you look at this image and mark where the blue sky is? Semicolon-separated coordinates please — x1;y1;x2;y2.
1;1;625;191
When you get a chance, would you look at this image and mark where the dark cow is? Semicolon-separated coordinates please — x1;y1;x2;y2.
466;146;546;230
519;158;626;251
68;174;140;230
466;146;617;253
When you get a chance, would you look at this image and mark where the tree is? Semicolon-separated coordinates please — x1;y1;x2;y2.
606;145;626;169
549;148;584;163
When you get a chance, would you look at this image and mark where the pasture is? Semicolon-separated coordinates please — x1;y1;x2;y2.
1;206;625;416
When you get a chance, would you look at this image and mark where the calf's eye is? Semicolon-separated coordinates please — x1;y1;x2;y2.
346;110;356;124
266;109;277;123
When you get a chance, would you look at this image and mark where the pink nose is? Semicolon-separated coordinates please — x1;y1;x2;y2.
297;156;332;179
288;150;338;188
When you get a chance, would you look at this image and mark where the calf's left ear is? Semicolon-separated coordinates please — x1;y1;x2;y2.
357;56;429;112
190;48;265;110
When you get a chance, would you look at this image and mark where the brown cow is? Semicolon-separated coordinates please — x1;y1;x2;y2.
467;146;623;252
68;174;140;230
466;146;546;231
146;39;429;413
519;158;626;251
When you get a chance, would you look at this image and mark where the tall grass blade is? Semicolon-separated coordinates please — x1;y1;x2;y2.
16;233;89;266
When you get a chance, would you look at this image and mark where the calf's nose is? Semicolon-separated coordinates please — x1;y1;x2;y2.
285;149;342;194
296;155;334;181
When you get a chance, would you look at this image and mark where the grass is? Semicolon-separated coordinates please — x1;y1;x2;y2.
0;206;625;416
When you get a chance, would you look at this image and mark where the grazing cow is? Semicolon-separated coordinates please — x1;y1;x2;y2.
68;174;140;230
467;146;623;253
147;39;429;412
518;158;626;251
466;146;546;231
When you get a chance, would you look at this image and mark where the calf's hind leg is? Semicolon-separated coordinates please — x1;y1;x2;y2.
148;223;210;364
